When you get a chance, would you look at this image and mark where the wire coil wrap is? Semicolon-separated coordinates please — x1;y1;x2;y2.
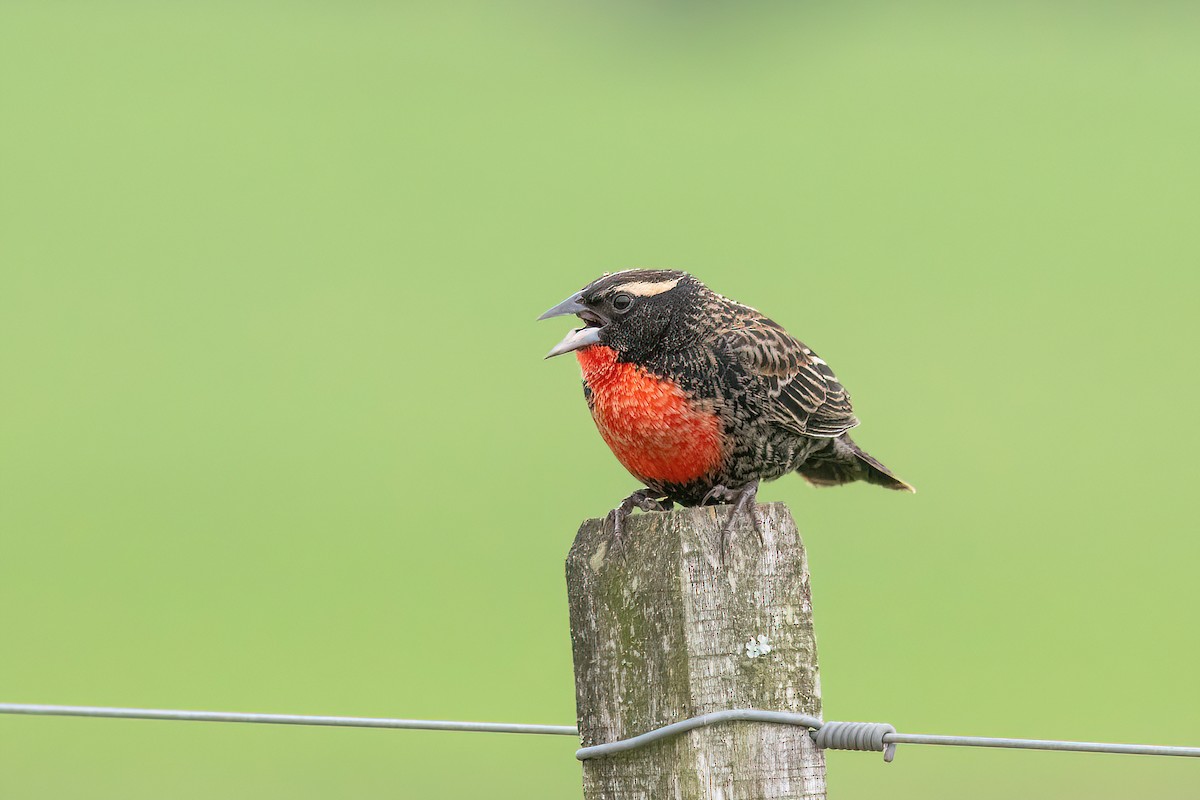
814;720;897;762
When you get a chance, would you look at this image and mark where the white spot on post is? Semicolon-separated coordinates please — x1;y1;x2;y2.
589;540;608;573
745;634;773;658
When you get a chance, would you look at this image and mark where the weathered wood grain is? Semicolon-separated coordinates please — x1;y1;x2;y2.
567;502;825;799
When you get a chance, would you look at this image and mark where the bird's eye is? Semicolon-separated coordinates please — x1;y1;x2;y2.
611;293;633;312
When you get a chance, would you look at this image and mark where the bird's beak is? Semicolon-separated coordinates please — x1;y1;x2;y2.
544;327;602;359
537;291;587;321
539;290;604;359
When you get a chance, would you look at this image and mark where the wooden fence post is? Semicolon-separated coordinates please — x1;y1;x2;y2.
566;502;826;799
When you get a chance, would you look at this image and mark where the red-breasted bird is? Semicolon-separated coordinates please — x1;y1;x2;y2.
539;269;912;542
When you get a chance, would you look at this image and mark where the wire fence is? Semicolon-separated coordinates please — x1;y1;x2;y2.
3;702;1198;762
0;703;575;736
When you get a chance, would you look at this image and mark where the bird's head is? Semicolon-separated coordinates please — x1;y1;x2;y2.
539;269;702;361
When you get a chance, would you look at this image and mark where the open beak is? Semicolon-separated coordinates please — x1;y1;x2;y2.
538;291;605;359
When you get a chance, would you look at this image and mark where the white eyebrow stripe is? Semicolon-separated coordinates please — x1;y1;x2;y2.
614;278;681;297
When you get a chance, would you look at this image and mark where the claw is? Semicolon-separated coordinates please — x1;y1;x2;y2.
710;481;762;564
606;489;673;544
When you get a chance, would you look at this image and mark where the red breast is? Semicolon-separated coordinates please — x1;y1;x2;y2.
576;345;723;485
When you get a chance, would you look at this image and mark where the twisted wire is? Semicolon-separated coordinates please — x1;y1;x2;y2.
814;720;897;762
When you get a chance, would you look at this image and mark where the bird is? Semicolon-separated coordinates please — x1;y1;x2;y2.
539;269;912;545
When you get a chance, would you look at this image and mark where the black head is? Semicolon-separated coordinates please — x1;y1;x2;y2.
539;269;703;361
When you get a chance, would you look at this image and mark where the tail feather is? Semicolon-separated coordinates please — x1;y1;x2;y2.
797;435;914;493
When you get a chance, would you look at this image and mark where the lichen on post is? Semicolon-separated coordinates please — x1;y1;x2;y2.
566;502;826;799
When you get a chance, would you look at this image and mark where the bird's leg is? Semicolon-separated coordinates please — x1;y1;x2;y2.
606;489;674;543
702;481;763;563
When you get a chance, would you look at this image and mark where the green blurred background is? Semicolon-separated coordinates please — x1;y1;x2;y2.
2;2;1198;797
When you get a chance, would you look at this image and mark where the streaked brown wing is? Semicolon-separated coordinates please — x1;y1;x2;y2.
720;318;859;438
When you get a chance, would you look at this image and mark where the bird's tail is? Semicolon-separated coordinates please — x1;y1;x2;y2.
797;435;915;493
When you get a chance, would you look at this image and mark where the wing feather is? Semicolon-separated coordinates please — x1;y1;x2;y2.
720;318;859;438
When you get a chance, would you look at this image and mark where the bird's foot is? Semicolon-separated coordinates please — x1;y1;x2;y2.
606;489;674;544
702;481;763;563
